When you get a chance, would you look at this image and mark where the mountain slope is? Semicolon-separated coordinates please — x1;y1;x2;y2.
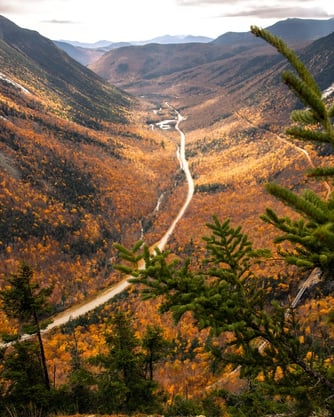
268;17;334;43
89;42;228;86
300;31;334;90
0;15;178;312
53;40;105;66
213;17;334;47
89;21;334;130
0;15;129;126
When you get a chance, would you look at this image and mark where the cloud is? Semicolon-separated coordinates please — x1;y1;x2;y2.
0;0;67;14
177;0;232;4
223;6;331;19
176;0;318;5
0;3;18;13
175;0;332;20
42;19;78;25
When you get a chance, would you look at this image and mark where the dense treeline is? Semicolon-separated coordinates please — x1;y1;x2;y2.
1;19;334;417
0;49;179;312
0;263;216;417
116;29;334;417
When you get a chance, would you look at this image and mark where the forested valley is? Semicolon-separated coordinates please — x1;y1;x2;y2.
0;14;334;417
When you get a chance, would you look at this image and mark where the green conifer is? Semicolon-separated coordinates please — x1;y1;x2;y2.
251;26;334;279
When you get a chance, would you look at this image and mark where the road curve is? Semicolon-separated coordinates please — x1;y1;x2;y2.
43;107;193;333
155;109;194;251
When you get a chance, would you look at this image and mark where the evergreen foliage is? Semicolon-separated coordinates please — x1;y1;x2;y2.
0;263;53;391
142;325;169;380
251;26;334;279
0;289;165;416
261;185;334;272
116;216;334;415
64;326;96;413
0;341;52;413
116;27;334;416
251;26;334;150
89;310;161;414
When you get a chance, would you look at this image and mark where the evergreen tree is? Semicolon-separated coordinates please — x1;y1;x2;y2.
0;341;51;415
142;324;169;380
0;262;53;391
90;310;159;414
65;326;96;413
117;217;334;415
250;26;334;279
116;218;270;336
115;30;334;412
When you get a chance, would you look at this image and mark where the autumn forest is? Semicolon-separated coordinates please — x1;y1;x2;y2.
0;14;334;417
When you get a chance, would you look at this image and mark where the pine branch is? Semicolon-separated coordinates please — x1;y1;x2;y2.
329;105;334;118
290;109;321;125
250;26;321;96
285;126;332;143
265;183;328;223
307;166;334;177
282;71;326;121
251;25;334;143
302;189;329;213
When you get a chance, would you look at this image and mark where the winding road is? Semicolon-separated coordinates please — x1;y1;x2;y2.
48;82;331;383
155;107;194;251
3;98;326;397
8;96;326;345
42;106;193;333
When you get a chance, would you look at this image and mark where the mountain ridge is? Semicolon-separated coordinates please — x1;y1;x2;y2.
0;15;130;126
58;17;334;66
1;16;334;409
60;34;213;49
0;14;178;311
88;18;334;130
213;17;334;46
56;34;214;65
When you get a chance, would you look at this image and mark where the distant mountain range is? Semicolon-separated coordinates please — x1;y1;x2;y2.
54;34;213;66
55;18;334;66
60;34;213;49
86;17;334;132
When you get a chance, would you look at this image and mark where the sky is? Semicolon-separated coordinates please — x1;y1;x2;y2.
1;0;334;43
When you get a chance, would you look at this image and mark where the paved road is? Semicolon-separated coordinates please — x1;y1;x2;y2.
43;106;194;332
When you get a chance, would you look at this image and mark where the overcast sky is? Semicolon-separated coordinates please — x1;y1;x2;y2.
1;0;334;43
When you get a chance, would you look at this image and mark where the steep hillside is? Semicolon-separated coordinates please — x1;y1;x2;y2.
1;15;334;411
301;31;334;90
0;15;129;127
0;15;179;312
